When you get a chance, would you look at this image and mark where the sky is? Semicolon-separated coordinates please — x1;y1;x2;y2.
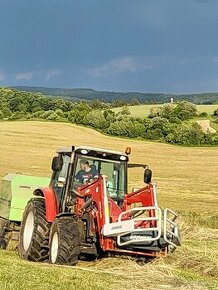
0;0;218;93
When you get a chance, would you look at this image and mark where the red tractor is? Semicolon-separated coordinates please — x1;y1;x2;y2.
18;146;181;265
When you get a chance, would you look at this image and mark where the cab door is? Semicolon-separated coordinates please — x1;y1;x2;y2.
50;154;71;206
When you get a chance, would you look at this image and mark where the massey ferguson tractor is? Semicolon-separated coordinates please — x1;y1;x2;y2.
18;146;181;265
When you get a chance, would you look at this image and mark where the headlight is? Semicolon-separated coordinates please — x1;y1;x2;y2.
120;155;127;161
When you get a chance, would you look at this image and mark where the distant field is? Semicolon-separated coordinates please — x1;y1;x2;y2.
113;104;160;117
113;104;218;118
0;121;217;290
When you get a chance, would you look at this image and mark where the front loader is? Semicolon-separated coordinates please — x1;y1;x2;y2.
18;146;181;264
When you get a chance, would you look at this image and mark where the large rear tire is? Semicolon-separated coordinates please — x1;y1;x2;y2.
49;217;80;266
18;198;50;261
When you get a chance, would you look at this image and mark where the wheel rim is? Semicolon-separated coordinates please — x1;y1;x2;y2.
50;232;59;263
23;211;34;251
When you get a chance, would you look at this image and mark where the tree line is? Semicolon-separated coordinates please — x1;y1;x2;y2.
0;87;218;146
11;86;218;104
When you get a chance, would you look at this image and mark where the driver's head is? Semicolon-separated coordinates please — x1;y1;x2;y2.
79;159;90;170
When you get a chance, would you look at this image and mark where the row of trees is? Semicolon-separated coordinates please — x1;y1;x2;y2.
0;88;218;146
0;88;139;118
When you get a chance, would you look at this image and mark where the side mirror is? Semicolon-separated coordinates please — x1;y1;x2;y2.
51;155;63;171
144;168;152;184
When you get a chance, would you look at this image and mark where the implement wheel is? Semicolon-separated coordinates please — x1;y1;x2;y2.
18;198;50;261
49;217;80;266
0;218;8;249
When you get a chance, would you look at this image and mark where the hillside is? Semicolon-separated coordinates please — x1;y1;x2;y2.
10;86;172;103
1;87;218;146
0;121;217;212
11;86;218;104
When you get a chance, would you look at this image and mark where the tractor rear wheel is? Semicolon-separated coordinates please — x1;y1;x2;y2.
49;217;80;265
18;198;50;261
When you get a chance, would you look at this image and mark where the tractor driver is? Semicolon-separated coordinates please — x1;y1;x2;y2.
75;159;99;184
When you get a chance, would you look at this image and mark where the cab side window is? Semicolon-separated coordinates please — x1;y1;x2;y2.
52;154;71;201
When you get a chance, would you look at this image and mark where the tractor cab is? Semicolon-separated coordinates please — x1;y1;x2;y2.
50;146;129;209
71;147;128;203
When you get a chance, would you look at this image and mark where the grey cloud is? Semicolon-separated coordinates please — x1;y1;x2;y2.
86;57;153;77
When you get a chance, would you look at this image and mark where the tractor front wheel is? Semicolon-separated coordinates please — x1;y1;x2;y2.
18;198;50;261
49;217;80;265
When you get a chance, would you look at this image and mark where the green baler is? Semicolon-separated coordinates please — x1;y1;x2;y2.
0;173;50;248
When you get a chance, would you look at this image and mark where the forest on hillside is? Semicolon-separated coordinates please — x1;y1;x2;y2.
11;86;218;104
1;87;218;146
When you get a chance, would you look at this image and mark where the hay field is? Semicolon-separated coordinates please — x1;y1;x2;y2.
0;120;217;214
0;121;217;290
113;104;218;118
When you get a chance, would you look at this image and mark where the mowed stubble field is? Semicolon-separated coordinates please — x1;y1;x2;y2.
0;120;217;290
0;120;217;213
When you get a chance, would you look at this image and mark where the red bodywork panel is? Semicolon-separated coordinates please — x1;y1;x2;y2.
75;177;158;254
124;183;155;207
123;183;156;228
34;187;58;222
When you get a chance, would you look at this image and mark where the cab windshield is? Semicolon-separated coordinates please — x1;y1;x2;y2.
72;155;126;200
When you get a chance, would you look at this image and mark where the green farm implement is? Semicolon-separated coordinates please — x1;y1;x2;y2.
0;173;50;248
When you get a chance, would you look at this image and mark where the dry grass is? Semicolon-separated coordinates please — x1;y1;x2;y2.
0;120;218;289
1;241;217;290
196;120;216;133
0;120;217;214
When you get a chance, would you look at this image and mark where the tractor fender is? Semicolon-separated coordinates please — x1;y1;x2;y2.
33;187;58;222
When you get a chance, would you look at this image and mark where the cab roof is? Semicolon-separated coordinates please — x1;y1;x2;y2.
56;146;129;161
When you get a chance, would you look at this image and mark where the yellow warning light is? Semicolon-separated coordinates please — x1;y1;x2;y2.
125;147;131;155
